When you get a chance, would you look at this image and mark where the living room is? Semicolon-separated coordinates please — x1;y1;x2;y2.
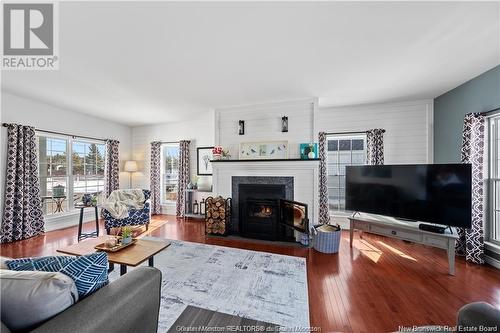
1;1;499;333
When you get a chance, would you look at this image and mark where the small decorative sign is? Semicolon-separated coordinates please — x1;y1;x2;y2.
299;143;318;159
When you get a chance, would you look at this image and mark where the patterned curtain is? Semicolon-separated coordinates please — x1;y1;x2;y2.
150;141;162;215
366;129;385;165
176;140;191;217
456;113;485;264
104;140;120;198
1;124;44;243
318;132;330;225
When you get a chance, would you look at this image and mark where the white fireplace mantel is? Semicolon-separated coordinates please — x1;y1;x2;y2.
211;160;320;225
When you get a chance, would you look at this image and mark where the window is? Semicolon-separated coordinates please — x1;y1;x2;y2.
38;136;69;214
161;143;180;203
326;134;366;213
72;140;106;205
37;134;106;216
488;116;500;245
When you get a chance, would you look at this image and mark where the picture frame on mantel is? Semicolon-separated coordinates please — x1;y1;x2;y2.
239;141;288;160
197;147;214;175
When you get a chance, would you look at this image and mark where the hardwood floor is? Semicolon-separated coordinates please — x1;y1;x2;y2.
1;215;499;332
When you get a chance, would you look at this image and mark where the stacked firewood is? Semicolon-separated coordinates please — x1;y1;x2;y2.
205;196;229;235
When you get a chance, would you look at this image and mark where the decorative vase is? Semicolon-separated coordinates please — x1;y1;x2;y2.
308;151;316;159
213;153;222;160
121;236;132;245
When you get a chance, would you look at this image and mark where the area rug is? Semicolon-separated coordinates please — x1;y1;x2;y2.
109;238;309;332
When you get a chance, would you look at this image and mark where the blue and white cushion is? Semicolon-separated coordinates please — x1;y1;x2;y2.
6;252;109;298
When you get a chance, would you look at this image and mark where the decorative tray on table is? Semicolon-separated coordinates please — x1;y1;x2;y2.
94;239;137;252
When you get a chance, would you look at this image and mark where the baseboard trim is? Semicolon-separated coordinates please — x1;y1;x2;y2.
44;210;97;232
485;255;500;269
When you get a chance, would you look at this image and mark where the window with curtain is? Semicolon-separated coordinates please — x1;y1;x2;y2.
488;116;500;245
37;134;106;216
161;143;180;203
326;134;366;213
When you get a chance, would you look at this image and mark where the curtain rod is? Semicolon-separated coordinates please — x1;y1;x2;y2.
2;123;111;142
154;141;180;144
324;129;386;136
480;108;500;117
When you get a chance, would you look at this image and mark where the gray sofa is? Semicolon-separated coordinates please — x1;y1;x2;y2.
1;267;162;333
401;301;500;332
457;302;500;330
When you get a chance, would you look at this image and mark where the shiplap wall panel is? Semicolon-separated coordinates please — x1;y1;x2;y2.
317;100;433;164
215;100;316;158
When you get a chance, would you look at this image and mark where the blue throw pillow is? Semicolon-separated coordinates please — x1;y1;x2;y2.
6;252;109;298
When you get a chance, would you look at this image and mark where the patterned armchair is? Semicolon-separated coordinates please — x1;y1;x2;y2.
102;189;151;234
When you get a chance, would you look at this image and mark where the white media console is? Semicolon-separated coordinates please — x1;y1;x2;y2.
349;215;459;275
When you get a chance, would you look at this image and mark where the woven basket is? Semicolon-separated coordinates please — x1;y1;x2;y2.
311;224;341;254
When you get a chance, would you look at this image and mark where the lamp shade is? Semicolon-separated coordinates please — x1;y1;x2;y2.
124;160;138;172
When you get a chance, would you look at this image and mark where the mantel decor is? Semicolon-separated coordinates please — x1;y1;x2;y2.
239;141;288;160
299;143;318;159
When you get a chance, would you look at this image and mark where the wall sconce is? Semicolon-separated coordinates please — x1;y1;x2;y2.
239;120;245;135
281;116;288;132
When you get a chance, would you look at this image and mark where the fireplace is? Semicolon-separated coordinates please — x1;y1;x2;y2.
242;198;279;240
233;178;295;241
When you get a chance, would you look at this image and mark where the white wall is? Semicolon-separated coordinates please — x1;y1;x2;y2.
215;99;317;159
131;110;215;214
1;91;133;230
317;99;433;227
211;98;432;228
317;99;434;164
214;98;433;164
0;93;433;229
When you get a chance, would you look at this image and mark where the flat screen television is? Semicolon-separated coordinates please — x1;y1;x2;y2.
345;164;472;228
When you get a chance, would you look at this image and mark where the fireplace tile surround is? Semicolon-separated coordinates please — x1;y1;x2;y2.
231;176;294;234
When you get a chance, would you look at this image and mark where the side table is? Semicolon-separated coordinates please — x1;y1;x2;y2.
76;205;99;242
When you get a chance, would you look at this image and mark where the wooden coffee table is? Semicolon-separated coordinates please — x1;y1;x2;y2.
57;236;170;275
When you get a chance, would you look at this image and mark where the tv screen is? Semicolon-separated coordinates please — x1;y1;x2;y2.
345;164;472;228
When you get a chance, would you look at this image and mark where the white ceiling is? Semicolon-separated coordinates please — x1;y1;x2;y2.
2;1;499;126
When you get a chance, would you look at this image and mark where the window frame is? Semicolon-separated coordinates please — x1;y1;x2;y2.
487;116;500;246
36;132;106;217
326;133;367;216
160;142;180;205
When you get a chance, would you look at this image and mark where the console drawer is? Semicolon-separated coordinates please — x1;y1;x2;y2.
370;225;422;242
423;234;448;249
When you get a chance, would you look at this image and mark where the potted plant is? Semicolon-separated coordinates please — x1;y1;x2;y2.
222;149;231;160
120;226;133;245
212;146;223;160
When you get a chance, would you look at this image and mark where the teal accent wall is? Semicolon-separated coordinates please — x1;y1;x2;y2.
434;65;500;163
